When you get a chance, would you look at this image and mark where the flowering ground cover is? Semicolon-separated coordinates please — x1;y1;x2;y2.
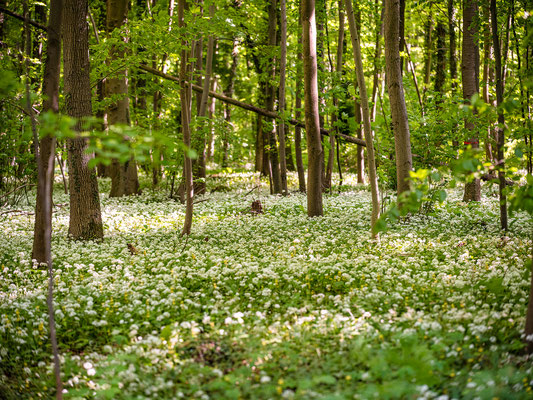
1;173;532;399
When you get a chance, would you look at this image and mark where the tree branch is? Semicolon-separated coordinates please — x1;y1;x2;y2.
0;6;47;30
138;64;367;147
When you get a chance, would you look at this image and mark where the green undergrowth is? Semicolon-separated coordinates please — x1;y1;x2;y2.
0;172;532;399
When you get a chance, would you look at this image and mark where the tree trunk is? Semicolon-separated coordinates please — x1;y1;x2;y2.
384;0;412;195
345;0;380;239
423;14;433;93
192;4;215;196
490;0;508;231
178;0;193;235
28;1;64;397
206;77;217;162
326;0;345;188
106;0;139;197
482;2;494;162
267;0;282;194
434;19;446;95
448;0;458;92
32;0;63;264
278;0;288;195
63;0;104;240
222;37;238;168
295;29;306;193
462;0;481;202
302;0;323;216
370;0;384;122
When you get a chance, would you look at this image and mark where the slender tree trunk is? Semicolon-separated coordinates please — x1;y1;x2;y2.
490;0;508;231
106;0;140;198
482;2;494;162
267;0;282;193
32;0;62;263
192;4;215;195
222;38;238;168
345;0;380;238
423;14;434;93
278;0;288;195
295;30;306;193
302;0;323;216
370;0;384;122
28;1;63;397
448;0;458;92
327;0;345;188
399;0;405;73
206;77;217;162
434;19;446;95
63;0;104;240
384;0;412;195
462;0;481;202
179;0;193;235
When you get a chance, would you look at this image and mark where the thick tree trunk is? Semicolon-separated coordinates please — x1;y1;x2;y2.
345;0;380;239
63;0;104;240
178;0;193;235
462;0;481;202
278;0;288;195
302;0;323;216
32;0;62;264
384;0;412;195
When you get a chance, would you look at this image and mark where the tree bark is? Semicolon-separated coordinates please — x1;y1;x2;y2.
448;0;458;92
434;19;446;95
63;0;104;240
178;0;193;235
222;38;238;168
266;0;282;194
295;25;306;193
192;4;215;195
32;0;62;264
384;0;412;195
423;14;433;93
482;2;494;162
302;0;323;216
278;0;288;195
106;0;140;197
27;1;63;397
345;0;380;239
490;0;508;231
462;0;481;202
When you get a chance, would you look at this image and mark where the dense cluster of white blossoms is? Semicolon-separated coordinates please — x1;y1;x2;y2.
0;174;532;398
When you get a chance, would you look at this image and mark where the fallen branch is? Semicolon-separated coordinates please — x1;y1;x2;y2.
1;209;34;216
138;64;367;147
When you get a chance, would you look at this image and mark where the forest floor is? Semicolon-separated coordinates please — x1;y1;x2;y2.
1;172;532;399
